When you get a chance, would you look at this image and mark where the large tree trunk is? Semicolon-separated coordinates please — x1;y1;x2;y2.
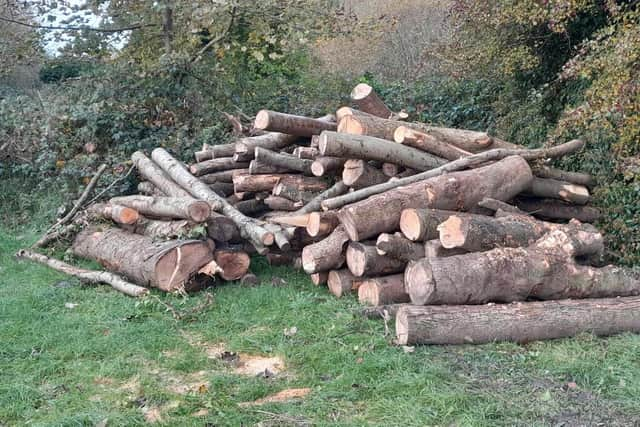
254;147;313;175
301;225;350;273
526;177;590;205
376;233;425;262
189;158;249;177
393;126;471;160
327;269;359;298
319;131;446;172
110;195;211;223
132;151;191;198
72;228;214;292
311;156;347;177
87;203;139;225
338;156;533;241
350;83;393;118
437;213;601;253
17;249;149;297
342;159;388;189
514;198;601;223
404;229;639;306
346;242;406;277
395;297;640;345
151;148;275;252
358;274;409;306
399;208;478;242
254;110;336;137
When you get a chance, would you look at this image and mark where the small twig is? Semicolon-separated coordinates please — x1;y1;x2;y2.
45;164;107;234
85;164;135;206
190;6;237;64
0;15;156;33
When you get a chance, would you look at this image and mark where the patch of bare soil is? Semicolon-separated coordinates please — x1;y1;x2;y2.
239;387;311;407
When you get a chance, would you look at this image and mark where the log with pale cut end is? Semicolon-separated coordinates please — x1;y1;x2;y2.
342;159;388;189
393;126;471;160
346;242;406;277
293;146;319;159
350;83;393;118
399;208;477;242
376;233;425;262
254;147;313;175
404;228;637;306
122;218;207;240
301;225;349;274
264;196;304;211
214;250;250;281
310;272;328;286
268;214;310;228
534;165;595;188
16;249;149;297
72;228;214;292
110;195;211;223
194;143;236;162
358;274;409;306
200;169;249;184
138;181;165;196
273;182;318;203
311;156;347;177
132;151;191;198
423;239;467;259
339;156;533;241
307;211;340;237
189;157;249;176
248;159;292;175
395;298;640;345
151;148;274;252
328;269;359;298
296;181;349;215
526;177;590;205
319;131;446;172
254;110;337;137
234;133;298;162
514;198;601;223
87;203;139;225
321;139;584;212
437;213;602;253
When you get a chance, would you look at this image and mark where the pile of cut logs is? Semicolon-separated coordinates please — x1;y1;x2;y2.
23;83;640;345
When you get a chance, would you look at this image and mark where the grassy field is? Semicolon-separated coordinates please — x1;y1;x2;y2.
2;190;640;426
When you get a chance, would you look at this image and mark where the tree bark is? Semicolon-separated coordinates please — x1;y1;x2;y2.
336;106;377;122
525;177;590;205
339;156;533;241
151;148;274;252
233;198;267;215
399;208;478;242
214;250;250;281
233;173;326;193
199;169;249;184
132;151;191;198
381;163;402;177
16;249;149;297
395;298;640;345
310;272;329;286
234;133;299;162
294;181;349;215
514;198;601;222
110;195;211;223
272;182;319;203
534;165;595;188
393;126;471;160
254;110;337;137
350;83;393;118
404;229;638;306
301;225;349;273
358;274;409;306
320;131;446;172
321;140;584;211
306;211;340;237
437;213;602;253
376;233;425;261
327;269;360;298
249;159;292;174
293;146;319;159
254;147;313;175
346;242;406;277
424;239;467;259
207;213;239;242
194;143;236;162
209;182;234;197
122;218;207;240
137;181;166;196
189;157;249;176
477;197;527;215
87;203;139;225
268;214;310;228
311;156;347;177
342;159;388;189
72;228;214;292
264;196;304;211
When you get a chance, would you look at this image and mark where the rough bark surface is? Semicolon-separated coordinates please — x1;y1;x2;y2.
132;151;191;198
393;126;471;160
254;110;337;137
254;147;313;175
122;218;206;240
295;181;349;215
301;225;350;273
514;198;601;222
189;158;249;176
342;159;388;189
264;196;304;211
214;250;250;281
376;233;425;261
311;156;347;176
346;242;406;277
234;133;298;161
200;169;249;184
110;195;211;223
526;177;590;205
194;143;236;162
350;83;393;118
399;208;477;242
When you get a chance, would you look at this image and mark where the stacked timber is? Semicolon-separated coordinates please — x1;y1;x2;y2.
27;82;640;348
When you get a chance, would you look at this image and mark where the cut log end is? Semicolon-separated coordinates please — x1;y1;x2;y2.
214;250;251;281
404;260;435;305
351;83;374;101
187;201;213;223
115;206;140;225
357;282;380;306
399;209;423;241
345;242;367;277
336;115;364;135
154;241;214;292
254;110;270;130
311;162;326;177
395;309;411;345
310;272;328;286
437;216;465;249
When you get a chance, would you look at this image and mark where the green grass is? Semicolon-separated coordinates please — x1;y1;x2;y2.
2;185;640;426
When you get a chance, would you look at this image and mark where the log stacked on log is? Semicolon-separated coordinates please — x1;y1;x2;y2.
30;81;640;348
